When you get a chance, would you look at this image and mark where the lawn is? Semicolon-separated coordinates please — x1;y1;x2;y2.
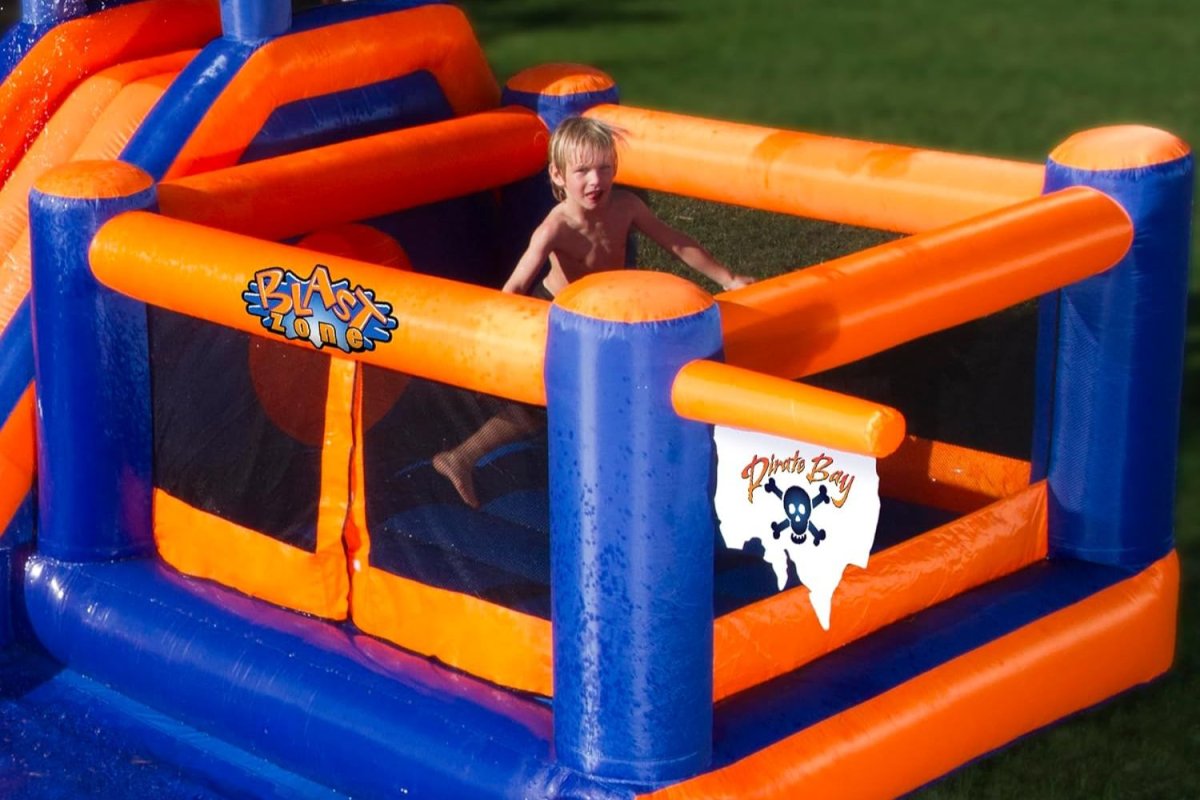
456;1;1199;797
1;1;1195;796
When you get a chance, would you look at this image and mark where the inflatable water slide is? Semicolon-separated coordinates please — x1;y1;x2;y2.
0;1;1191;797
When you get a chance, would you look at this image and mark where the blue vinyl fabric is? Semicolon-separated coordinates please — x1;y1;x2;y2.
20;0;84;26
0;22;45;77
501;84;620;133
21;556;636;800
27;167;157;562
0;301;33;425
239;72;454;163
218;0;290;42
546;299;723;785
0;643;343;799
120;37;257;179
1034;151;1193;567
0;495;34;648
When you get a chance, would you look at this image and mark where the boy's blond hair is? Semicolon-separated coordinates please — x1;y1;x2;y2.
548;116;621;201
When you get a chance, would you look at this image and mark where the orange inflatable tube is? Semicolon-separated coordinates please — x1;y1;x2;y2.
158;107;548;241
586;104;1045;234
713;481;1047;700
90;212;550;405
0;52;191;259
0;65;182;331
165;4;499;178
672;359;905;457
878;435;1033;513
718;186;1133;379
655;552;1178;799
0;385;36;534
0;0;219;183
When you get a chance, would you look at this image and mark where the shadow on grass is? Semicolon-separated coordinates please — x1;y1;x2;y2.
458;0;677;38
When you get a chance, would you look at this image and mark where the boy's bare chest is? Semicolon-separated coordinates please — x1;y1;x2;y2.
555;217;628;270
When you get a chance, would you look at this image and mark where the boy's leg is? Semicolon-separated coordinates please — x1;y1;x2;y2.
433;403;542;508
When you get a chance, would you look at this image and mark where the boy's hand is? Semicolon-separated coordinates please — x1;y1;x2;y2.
721;274;756;290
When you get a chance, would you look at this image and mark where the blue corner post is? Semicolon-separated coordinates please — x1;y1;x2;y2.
219;0;291;42
1032;126;1193;568
28;161;158;562
546;271;723;786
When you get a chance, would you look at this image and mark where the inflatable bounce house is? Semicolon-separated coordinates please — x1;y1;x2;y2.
0;0;1191;797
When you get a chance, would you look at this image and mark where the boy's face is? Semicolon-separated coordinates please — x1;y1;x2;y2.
552;144;616;211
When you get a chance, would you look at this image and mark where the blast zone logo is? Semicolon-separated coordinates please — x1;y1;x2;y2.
243;265;397;353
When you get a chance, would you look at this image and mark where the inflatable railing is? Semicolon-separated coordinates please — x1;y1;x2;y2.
0;1;1190;798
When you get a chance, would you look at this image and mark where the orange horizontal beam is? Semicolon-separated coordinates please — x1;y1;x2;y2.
672;360;905;457
586;104;1044;234
717;186;1132;379
158;107;548;241
661;550;1177;799
90;212;549;405
712;480;1048;701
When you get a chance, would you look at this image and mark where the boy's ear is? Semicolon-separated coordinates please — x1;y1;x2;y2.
548;162;564;186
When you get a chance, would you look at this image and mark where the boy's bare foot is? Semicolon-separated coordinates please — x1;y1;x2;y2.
433;451;480;509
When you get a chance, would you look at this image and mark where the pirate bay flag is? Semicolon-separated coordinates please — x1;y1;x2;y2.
713;426;880;630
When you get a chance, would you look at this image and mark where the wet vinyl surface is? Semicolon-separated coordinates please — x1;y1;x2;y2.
0;646;340;800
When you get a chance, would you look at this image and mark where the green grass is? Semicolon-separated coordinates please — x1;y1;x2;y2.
2;1;1195;795
459;1;1199;797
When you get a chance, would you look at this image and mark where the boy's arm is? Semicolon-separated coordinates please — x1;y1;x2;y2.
503;221;556;294
629;194;755;290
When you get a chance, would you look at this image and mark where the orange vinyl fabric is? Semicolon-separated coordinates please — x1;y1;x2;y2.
90;213;551;405
712;480;1047;700
716;186;1133;380
344;358;554;696
0;0;219;184
164;4;499;179
554;269;713;322
349;564;554;696
153;343;356;620
585;104;1045;235
149;227;403;619
158;107;548;241
0;385;36;535
672;359;906;457
504;62;616;96
878;435;1033;513
1051;125;1191;171
0;62;182;331
651;551;1178;800
0;53;190;259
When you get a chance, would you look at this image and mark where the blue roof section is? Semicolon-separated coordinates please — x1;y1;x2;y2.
240;71;453;163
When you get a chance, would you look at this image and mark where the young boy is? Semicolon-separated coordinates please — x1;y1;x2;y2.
434;115;754;508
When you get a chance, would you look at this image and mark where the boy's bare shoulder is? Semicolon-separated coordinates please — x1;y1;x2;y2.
611;187;646;210
533;205;572;240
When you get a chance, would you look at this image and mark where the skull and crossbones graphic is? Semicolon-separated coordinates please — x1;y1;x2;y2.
765;477;830;546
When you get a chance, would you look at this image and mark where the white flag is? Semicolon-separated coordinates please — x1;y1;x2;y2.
713;426;880;630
